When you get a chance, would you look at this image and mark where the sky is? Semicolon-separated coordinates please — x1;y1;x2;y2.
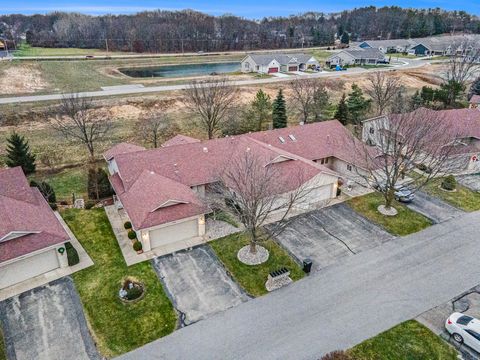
1;0;479;17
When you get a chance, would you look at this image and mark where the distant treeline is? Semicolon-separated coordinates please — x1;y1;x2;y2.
1;7;480;53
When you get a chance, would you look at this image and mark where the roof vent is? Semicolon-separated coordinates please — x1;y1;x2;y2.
288;134;296;141
279;136;285;143
203;147;208;153
299;121;305;126
246;147;251;152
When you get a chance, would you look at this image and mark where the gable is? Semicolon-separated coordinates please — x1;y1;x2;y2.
151;199;189;212
0;231;40;243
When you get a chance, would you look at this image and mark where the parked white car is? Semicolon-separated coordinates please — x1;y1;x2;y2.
445;312;480;352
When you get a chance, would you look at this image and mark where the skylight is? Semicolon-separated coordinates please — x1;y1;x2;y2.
288;134;296;141
279;136;285;143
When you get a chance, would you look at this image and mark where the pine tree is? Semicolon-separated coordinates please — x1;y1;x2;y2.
410;90;424;110
340;32;350;45
272;89;287;128
346;84;371;125
469;77;480;100
311;86;331;122
88;167;113;200
334;93;349;125
251;89;272;131
5;132;36;175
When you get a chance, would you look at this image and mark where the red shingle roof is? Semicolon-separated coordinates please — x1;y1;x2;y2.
470;95;480;104
162;134;200;147
0;167;69;263
103;142;146;161
106;121;355;230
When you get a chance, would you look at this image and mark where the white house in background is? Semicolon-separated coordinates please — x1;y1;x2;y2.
241;53;320;74
358;39;417;54
0;167;70;289
326;48;387;67
104;120;374;256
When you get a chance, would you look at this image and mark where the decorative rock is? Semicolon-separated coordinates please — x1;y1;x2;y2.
237;245;269;265
378;205;398;216
74;198;85;209
266;275;292;292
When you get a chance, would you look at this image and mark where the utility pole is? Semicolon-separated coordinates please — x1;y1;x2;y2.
105;38;109;53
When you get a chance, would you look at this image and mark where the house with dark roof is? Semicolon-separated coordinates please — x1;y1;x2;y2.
0;167;71;289
358;39;417;54
326;48;387;67
104;120;368;255
241;53;320;74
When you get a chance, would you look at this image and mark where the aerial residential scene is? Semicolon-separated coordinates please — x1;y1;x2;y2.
2;1;480;359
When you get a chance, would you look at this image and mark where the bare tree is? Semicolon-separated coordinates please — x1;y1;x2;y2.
183;77;239;139
137;112;169;148
366;72;401;116
209;150;312;255
357;107;462;213
289;78;330;123
51;94;112;160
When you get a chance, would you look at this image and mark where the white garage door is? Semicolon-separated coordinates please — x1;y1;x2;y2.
308;185;333;203
150;219;199;249
0;249;59;289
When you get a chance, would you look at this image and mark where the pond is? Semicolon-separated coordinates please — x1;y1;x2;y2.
120;62;241;78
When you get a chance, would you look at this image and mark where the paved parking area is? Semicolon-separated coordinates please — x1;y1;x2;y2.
457;174;480;192
152;245;249;326
0;277;99;360
417;285;480;359
406;190;463;224
269;203;394;271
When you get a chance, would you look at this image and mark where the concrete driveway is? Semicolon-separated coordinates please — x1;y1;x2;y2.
152;245;249;326
0;277;99;360
269;203;394;271
417;285;480;359
406;190;463;224
457;174;480;192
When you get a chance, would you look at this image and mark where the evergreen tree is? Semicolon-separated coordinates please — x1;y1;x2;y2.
250;89;272;131
311;86;331;122
469;77;480;100
87;167;113;200
411;90;424;110
5;132;36;175
340;31;350;45
346;84;371;125
272;89;287;128
334;93;349;126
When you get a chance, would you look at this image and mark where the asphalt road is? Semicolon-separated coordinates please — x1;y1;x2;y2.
0;58;426;105
118;210;480;360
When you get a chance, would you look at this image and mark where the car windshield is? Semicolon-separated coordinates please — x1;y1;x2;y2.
457;315;474;325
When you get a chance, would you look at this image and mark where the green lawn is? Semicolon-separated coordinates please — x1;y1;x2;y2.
15;44;130;57
209;232;304;297
61;209;176;358
347;192;432;236
422;177;480;212
349;320;458;360
33;167;88;201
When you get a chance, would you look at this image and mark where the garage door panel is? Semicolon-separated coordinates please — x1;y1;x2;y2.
308;185;333;203
268;67;279;73
0;249;59;289
150;219;198;249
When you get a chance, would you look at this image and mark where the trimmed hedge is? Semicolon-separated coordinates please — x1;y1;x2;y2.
128;230;137;240
65;242;80;266
133;240;142;252
124;221;132;230
441;175;457;191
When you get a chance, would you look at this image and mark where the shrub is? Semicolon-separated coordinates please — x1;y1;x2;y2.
85;200;95;209
416;163;432;174
128;230;137;240
319;350;353;360
65;242;80;266
441;175;457;191
125;286;143;300
60;200;68;206
133;240;142;252
30;180;56;203
49;202;58;210
124;221;132;230
87;167;114;200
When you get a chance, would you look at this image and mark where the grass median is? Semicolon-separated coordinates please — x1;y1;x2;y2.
347;192;432;236
349;320;458;359
62;208;176;358
209;232;304;297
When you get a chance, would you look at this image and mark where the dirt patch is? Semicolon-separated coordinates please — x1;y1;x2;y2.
0;63;48;94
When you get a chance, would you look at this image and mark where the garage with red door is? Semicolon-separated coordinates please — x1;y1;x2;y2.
288;66;298;71
268;67;279;73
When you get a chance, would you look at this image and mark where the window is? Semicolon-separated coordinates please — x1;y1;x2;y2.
347;164;352;171
465;329;480;341
369;127;375;134
457;315;474;325
325;158;329;164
